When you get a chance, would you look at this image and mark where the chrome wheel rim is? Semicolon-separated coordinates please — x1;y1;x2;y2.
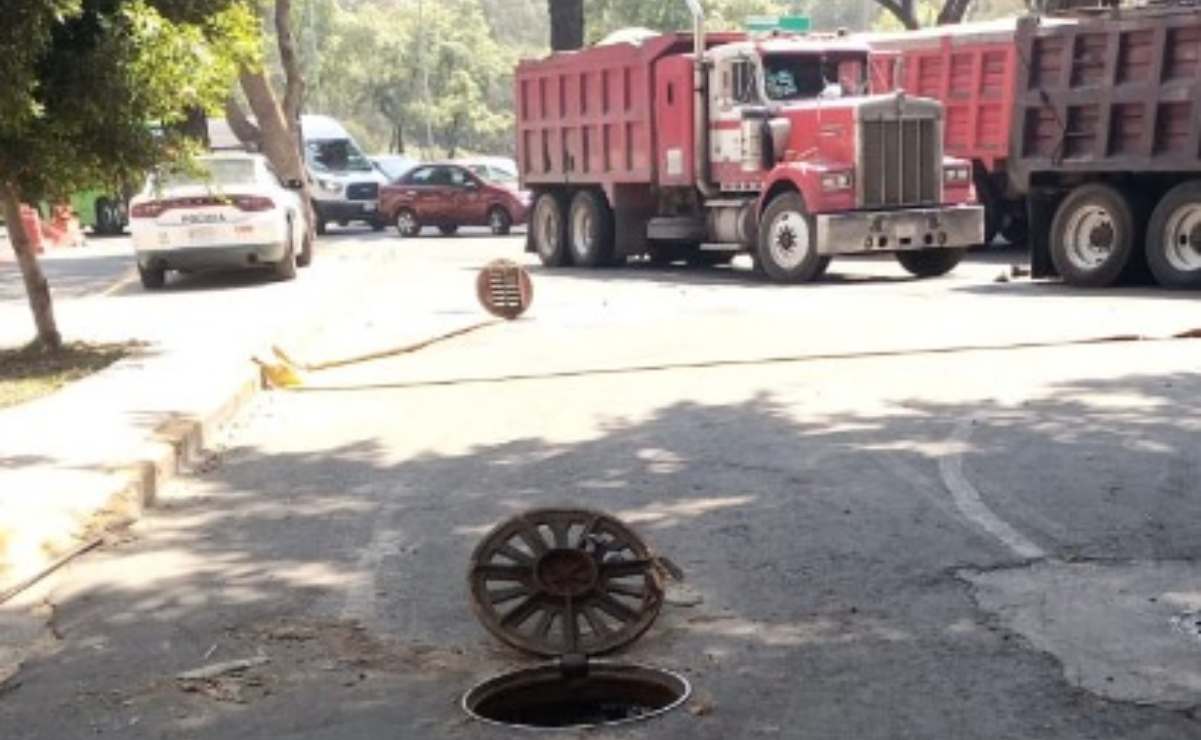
396;210;416;236
536;200;559;256
768;210;810;270
1163;202;1201;272
490;209;506;231
571;206;594;257
1062;206;1116;271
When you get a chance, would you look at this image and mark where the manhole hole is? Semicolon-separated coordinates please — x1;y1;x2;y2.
462;662;690;730
462;508;691;730
476;259;533;320
1170;611;1201;642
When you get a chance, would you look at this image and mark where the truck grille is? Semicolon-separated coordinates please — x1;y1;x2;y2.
860;118;939;208
346;183;379;201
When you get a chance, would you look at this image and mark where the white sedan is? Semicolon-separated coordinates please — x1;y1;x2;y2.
129;153;311;289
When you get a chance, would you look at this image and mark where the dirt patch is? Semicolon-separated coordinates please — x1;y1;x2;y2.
0;342;133;409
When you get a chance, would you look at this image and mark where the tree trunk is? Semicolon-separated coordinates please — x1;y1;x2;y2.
1;183;61;351
548;0;584;51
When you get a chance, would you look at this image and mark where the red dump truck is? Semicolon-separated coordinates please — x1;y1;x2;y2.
868;5;1201;289
514;5;984;284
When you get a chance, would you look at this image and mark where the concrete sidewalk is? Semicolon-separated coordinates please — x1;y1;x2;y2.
0;345;259;596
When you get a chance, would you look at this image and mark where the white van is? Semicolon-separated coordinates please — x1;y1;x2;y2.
302;115;388;234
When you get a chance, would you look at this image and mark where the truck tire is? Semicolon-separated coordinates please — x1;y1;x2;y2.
895;248;965;278
94;197;121;236
1050;184;1138;288
531;192;570;266
567;190;615;267
1145;180;1201;289
756;192;824;284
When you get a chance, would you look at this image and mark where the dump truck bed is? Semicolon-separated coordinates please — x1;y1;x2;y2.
1009;7;1201;190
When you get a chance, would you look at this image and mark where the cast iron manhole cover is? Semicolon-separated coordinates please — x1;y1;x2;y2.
462;508;690;730
476;259;533;320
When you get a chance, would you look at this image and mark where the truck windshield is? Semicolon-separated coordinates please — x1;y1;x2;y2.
306;138;374;173
762;54;837;101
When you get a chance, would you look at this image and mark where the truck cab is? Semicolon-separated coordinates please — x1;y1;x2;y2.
515;9;985;283
302;115;389;235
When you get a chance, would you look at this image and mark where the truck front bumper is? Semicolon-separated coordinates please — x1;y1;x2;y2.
815;205;984;255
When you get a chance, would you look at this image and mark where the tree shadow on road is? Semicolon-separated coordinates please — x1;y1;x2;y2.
3;368;1201;739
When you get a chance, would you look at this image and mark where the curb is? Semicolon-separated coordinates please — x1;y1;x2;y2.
0;364;262;601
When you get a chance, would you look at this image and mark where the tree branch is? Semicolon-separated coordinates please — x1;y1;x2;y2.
224;96;262;149
937;0;972;25
875;0;920;30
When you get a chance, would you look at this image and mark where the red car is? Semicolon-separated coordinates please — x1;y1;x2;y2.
379;163;529;237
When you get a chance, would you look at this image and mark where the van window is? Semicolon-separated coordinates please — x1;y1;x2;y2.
306;138;373;173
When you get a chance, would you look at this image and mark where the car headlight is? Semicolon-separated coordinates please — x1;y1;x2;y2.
820;171;853;192
943;165;971;184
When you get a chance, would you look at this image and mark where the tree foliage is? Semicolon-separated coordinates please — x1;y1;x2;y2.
0;0;255;349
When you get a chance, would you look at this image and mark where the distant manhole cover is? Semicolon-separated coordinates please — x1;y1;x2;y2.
476;259;533;320
462;508;691;730
1170;611;1201;642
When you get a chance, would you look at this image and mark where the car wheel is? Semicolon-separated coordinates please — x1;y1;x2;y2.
756;192;824;283
895;248;965;278
395;208;420;237
1050;184;1139;288
489;207;512;236
531;192;569;266
274;221;298;281
438;225;459;237
138;264;166;290
1146;180;1201;289
567;190;615;268
296;224;314;268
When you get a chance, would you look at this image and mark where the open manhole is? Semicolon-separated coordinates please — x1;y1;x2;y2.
463;662;690;730
463;508;692;730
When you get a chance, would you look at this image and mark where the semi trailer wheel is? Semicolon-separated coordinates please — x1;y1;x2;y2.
1049;184;1138;288
1146;180;1201;289
895;248;965;278
531;192;569;266
567;190;615;267
756;192;824;283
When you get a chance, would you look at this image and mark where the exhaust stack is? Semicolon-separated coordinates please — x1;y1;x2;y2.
684;0;716;197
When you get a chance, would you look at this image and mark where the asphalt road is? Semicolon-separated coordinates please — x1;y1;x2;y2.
4;232;1201;739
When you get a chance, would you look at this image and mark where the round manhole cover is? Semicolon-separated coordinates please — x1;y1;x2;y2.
466;508;665;658
476;259;533;320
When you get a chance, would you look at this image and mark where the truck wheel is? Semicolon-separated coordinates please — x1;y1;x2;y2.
756;192;824;283
895;248;965;278
395;208;420;237
531;192;569;266
568;190;615;267
1146;180;1201;289
489;207;512;236
1050;184;1138;288
95;197;120;235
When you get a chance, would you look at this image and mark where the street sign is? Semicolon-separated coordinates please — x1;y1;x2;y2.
746;15;812;33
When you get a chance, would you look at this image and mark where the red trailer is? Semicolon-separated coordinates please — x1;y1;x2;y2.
868;5;1201;289
514;5;983;284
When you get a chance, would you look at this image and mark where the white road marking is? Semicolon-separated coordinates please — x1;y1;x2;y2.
939;417;1047;560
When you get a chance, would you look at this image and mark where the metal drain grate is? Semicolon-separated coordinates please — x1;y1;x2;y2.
476;259;533;320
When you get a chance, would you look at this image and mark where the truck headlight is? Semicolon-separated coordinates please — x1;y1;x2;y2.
943;165;971;184
820;171;853;192
317;178;342;194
